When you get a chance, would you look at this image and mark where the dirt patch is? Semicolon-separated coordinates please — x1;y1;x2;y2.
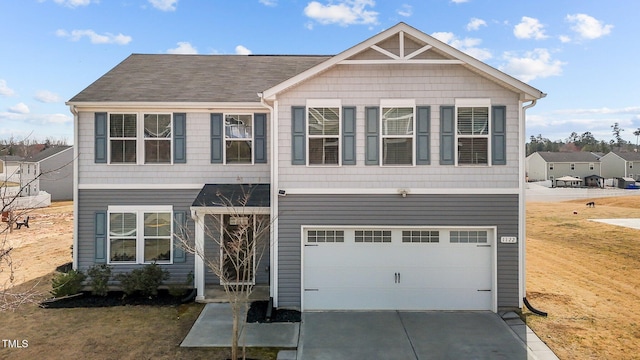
526;196;640;360
1;201;74;287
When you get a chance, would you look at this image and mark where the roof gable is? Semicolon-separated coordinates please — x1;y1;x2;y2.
263;22;545;101
612;151;640;161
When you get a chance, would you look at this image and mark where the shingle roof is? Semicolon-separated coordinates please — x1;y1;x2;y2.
612;151;640;161
68;54;332;103
535;151;600;163
192;184;270;207
25;145;72;162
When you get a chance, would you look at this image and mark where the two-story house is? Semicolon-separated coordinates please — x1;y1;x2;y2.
67;23;545;313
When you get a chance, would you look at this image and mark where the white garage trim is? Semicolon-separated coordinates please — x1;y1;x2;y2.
301;225;497;312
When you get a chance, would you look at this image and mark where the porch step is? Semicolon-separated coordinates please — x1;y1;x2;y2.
199;285;270;303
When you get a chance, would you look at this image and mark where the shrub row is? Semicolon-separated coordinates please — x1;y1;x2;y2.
51;263;171;298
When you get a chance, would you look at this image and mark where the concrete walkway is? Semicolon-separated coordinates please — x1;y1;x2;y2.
181;304;558;360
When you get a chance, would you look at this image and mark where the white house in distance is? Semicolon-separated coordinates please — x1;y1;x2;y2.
25;145;74;201
600;151;640;181
67;23;545;313
526;151;601;182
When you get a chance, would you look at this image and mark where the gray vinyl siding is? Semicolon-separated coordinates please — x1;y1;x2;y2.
277;194;520;309
276;64;522;190
77;189;199;284
77;111;270;186
39;148;73;201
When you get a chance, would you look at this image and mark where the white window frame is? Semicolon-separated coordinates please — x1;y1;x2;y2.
380;99;416;166
108;112;174;165
454;99;491;166
143;113;173;164
306;99;342;166
570;163;575;171
108;113;138;164
589;163;594;171
107;205;173;265
224;113;254;165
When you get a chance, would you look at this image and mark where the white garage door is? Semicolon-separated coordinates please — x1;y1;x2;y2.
302;228;494;311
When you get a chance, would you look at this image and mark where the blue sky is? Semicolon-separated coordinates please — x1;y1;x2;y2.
1;0;639;145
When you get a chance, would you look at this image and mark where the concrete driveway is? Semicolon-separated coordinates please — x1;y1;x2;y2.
297;311;539;360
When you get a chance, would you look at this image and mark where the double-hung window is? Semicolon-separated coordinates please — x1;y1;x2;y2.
308;106;340;165
110;114;137;163
109;113;173;164
381;101;414;165
108;206;173;264
225;114;253;164
144;114;172;163
456;100;489;165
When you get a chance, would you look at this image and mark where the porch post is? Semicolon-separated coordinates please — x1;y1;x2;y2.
194;211;206;301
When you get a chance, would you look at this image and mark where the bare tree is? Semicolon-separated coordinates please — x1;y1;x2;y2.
1;137;75;311
176;186;272;360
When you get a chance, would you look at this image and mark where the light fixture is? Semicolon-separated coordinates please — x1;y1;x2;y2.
398;189;408;198
278;189;286;196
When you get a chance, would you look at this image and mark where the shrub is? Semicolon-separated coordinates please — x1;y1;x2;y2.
168;271;194;297
87;264;112;296
115;263;170;297
51;270;86;298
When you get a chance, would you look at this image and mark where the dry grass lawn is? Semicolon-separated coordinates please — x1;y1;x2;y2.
525;196;640;360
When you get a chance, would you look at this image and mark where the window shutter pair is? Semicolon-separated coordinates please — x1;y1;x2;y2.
364;106;430;165
94;210;187;263
211;113;267;163
439;105;506;165
291;106;357;165
94;112;187;163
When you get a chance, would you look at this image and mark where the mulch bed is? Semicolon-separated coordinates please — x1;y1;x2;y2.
41;292;301;323
246;300;301;323
40;289;190;308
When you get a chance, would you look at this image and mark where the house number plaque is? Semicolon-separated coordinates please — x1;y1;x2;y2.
500;236;518;244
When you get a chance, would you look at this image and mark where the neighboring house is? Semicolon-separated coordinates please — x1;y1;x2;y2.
526;151;600;182
67;23;545;312
600;151;640;180
0;155;24;184
25;145;74;201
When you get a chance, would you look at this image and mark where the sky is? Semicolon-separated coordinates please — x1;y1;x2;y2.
1;0;639;146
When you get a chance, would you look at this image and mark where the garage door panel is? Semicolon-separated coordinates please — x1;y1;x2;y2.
303;228;494;311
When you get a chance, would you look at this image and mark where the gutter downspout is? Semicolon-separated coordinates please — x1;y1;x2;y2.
520;99;537;309
70;105;80;270
259;93;279;307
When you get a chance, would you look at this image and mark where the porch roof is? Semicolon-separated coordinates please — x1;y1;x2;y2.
192;184;270;208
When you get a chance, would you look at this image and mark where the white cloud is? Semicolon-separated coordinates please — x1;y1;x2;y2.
0;111;72;125
559;35;571;43
514;16;547;40
566;13;613;40
450;0;469;3
304;0;378;26
8;103;30;114
167;42;198;54
0;80;15;97
34;90;62;103
500;48;565;82
431;32;492;61
52;0;93;7
466;18;486;31
148;0;177;11
235;45;252;55
259;0;277;6
56;29;132;45
397;4;412;17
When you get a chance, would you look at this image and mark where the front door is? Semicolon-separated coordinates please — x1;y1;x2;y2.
221;214;255;285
